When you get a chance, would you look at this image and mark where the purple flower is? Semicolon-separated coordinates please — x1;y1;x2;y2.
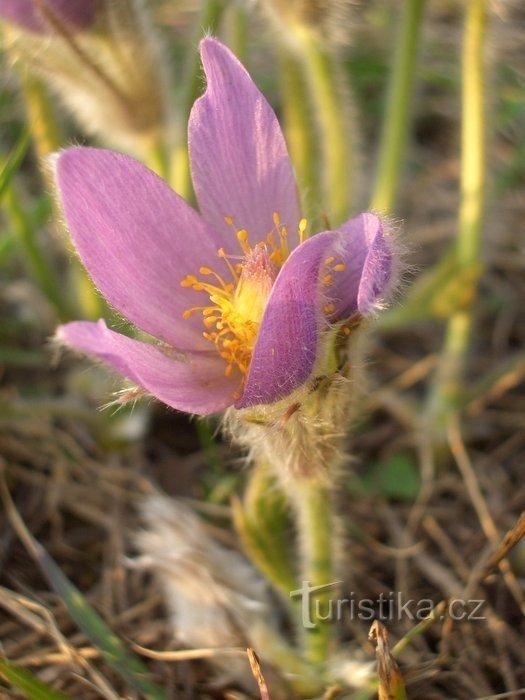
0;0;97;33
54;38;394;416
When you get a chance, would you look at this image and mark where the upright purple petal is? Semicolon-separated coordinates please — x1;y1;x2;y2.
324;213;393;318
57;320;236;415
55;148;236;352
0;0;97;33
236;232;340;409
189;38;301;248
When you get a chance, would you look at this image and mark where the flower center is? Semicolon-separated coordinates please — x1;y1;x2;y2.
181;213;307;378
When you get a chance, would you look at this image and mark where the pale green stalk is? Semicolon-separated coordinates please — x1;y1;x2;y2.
427;0;486;426
369;0;426;213
171;0;227;200
279;50;319;226
294;27;354;226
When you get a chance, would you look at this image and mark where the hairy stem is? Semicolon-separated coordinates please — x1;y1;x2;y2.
290;476;334;666
370;0;426;213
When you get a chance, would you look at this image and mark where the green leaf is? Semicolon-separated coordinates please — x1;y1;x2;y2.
34;547;166;700
232;465;297;596
0;657;72;700
349;454;421;502
370;454;421;501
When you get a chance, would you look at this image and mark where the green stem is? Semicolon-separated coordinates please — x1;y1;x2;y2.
427;0;486;427
171;0;227;200
295;28;354;226
369;0;426;214
279;49;320;226
291;477;334;666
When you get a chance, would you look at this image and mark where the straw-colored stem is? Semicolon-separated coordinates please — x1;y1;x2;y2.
369;0;426;214
428;0;486;426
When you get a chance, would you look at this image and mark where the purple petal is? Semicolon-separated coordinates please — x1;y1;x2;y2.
57;320;236;415
324;213;393;318
0;0;97;33
189;38;301;248
55;147;235;352
236;232;339;409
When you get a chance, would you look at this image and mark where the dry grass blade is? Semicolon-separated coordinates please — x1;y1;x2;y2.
447;417;525;615
247;648;270;700
132;643;247;661
482;512;525;577
368;621;407;700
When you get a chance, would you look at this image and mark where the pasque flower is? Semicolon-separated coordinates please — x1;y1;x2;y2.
54;38;394;416
0;0;97;33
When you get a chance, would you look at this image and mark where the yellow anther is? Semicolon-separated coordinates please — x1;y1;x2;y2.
224;216;234;225
324;257;335;265
299;218;308;243
237;229;251;254
204;316;218;328
273;211;281;226
333;264;346;272
342;326;351;336
323;274;333;285
180;274;198;287
324;303;335;314
199;267;213;275
182;310;192;319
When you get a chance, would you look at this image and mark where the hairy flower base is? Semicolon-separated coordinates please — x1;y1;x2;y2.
224;320;364;480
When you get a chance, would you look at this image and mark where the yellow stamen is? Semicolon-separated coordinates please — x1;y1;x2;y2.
237;229;251;254
333;264;346;272
182;213;312;382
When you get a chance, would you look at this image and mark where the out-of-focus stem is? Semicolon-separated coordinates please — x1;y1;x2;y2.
294;28;353;226
427;0;486;426
279;50;319;226
5;185;73;321
20;74;63;159
19;71;107;320
225;3;247;64
171;0;227;200
290;476;334;666
369;0;426;214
